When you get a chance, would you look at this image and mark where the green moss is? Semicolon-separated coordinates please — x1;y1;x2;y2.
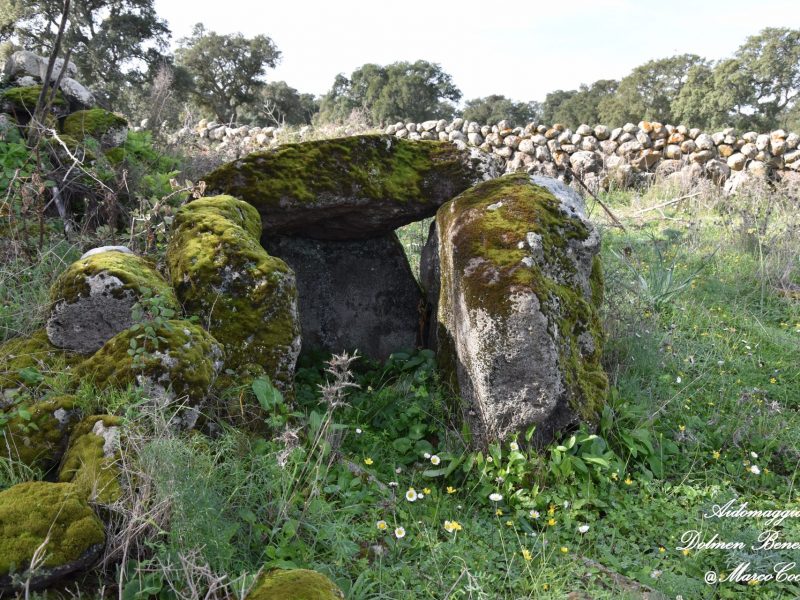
204;134;476;210
246;569;343;600
167;200;299;390
0;329;79;389
179;195;262;240
438;173;590;314
1;86;66;114
58;415;122;503
44;133;93;160
436;173;608;424
49;250;178;309
0;481;105;576
62;108;127;142
104;146;125;165
1;395;78;469
590;255;604;308
74;320;223;404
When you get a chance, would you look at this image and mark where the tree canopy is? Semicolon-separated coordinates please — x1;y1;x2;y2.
240;80;319;126
317;60;461;125
542;80;617;128
596;54;708;126
461;95;540;126
675;28;800;130
176;23;281;123
8;0;170;106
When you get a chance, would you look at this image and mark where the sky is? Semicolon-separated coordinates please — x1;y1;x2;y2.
153;0;800;104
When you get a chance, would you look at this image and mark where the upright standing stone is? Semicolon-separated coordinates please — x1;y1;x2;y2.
432;174;607;445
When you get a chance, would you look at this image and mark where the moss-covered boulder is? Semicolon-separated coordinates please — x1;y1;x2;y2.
75;320;223;428
264;233;422;361
58;415;122;503
431;174;608;446
167;196;300;392
1;395;80;470
204;135;501;240
0;481;105;593
245;569;344;600
0;329;79;396
0;85;67;122
62;108;128;149
46;249;179;355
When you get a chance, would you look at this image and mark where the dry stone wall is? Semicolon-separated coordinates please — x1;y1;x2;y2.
178;118;800;191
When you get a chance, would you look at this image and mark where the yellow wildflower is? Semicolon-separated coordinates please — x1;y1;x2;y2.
444;520;462;533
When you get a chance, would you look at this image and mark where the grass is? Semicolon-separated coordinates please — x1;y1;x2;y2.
1;176;799;598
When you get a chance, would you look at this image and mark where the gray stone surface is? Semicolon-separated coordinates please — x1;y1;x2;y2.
47;272;138;355
80;246;133;260
264;233;423;361
419;221;440;351
434;174;606;446
59;77;95;109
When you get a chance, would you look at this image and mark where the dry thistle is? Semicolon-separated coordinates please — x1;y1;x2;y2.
318;351;360;410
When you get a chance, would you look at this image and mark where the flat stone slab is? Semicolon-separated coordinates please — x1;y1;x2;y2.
205;135;501;240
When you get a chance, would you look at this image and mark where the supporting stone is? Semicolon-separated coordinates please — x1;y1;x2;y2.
264;233;423;361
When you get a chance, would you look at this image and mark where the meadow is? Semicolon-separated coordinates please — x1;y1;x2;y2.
1;154;799;598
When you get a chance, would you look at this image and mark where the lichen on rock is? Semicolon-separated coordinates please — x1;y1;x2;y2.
75;319;224;428
58;415;122;504
1;395;79;470
46;249;179;355
167;195;300;392
204;134;501;240
433;173;608;446
245;568;344;600
0;481;105;592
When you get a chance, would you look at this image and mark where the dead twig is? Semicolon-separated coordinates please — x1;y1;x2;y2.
633;192;701;216
566;166;627;231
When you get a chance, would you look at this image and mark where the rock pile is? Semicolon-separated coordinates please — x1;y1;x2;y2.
0;51;128;163
3;50;94;110
183;117;800;190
